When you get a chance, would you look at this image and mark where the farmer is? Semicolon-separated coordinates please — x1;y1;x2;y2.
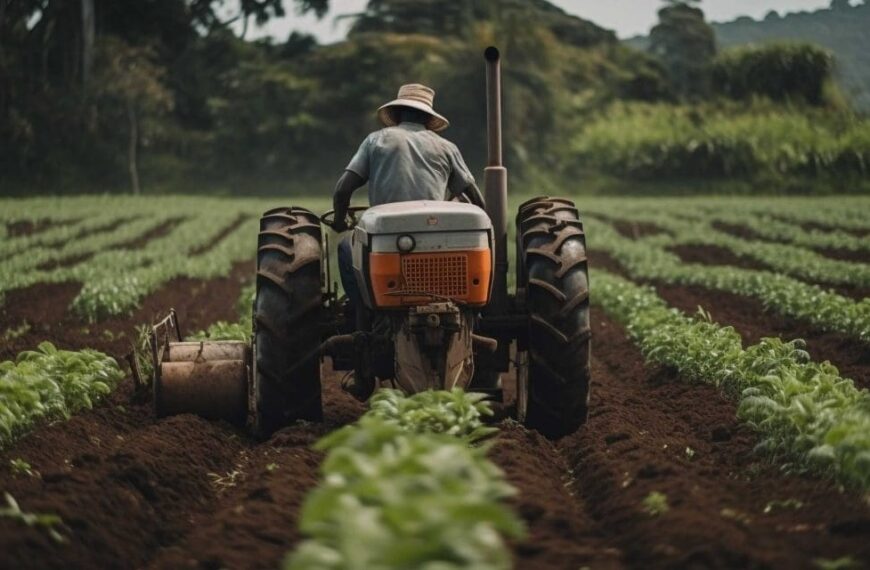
330;83;484;398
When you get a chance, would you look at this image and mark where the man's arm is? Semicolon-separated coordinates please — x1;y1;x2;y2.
460;182;485;209
332;170;366;231
446;144;485;209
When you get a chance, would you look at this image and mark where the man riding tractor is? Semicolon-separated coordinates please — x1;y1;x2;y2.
150;48;591;440
327;83;488;401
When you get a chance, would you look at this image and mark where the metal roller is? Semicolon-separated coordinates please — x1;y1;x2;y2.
155;359;249;426
167;341;249;362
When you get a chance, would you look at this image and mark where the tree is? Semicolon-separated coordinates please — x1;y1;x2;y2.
92;38;173;194
649;0;716;98
830;0;851;9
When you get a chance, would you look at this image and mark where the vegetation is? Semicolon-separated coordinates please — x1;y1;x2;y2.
0;342;124;447
595;208;870;288
711;43;835;106
648;0;716;98
594;270;870;490
0;493;67;544
285;389;523;570
585;217;870;342
571;102;870;187
711;1;870;112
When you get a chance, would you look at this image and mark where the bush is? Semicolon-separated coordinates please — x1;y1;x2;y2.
712;43;835;106
571;102;870;181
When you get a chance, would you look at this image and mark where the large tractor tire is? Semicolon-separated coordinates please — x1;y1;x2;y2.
517;197;591;439
254;207;324;438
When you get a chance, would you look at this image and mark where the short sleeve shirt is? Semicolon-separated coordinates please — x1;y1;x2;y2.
345;123;476;207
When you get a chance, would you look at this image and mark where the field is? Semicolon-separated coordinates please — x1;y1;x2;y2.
1;194;869;569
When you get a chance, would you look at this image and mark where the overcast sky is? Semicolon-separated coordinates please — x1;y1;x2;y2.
237;0;837;43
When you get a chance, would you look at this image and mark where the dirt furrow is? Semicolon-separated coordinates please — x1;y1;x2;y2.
558;307;870;569
490;421;623;570
589;251;870;389
0;260;254;361
147;377;364;570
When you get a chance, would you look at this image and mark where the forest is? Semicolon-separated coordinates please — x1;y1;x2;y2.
1;0;869;195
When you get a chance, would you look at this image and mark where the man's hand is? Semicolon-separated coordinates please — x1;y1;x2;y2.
332;171;366;232
330;213;349;232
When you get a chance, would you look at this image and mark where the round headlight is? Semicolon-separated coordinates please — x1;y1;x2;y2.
396;234;416;253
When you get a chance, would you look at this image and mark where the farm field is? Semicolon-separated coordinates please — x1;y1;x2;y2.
1;194;869;569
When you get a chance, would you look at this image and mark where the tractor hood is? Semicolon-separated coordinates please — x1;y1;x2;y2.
357;201;492;235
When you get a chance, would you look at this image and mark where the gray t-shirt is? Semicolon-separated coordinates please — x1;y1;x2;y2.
345;122;476;206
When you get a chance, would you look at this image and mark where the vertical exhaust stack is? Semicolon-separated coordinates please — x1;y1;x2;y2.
484;46;509;312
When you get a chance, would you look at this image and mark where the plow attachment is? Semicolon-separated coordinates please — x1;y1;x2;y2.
150;311;250;426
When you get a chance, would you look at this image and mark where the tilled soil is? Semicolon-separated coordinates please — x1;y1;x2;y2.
562;309;870;569
2;246;869;569
0;260;254;361
590;248;870;389
712;220;870;267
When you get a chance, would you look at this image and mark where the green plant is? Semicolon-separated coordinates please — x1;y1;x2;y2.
642;491;670;516
593;269;870;490
814;556;860;570
0;493;67;544
9;459;36;478
0;342;124;447
285;390;524;570
763;498;804;514
367;388;497;442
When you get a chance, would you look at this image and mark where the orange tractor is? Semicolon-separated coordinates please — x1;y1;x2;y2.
149;47;591;438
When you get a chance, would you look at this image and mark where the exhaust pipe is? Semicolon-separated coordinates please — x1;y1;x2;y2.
484;46;509;313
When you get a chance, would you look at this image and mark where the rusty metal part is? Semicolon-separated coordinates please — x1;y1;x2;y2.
148;311;251;426
167;341;248;362
394;302;474;393
155;359;248;426
472;333;498;354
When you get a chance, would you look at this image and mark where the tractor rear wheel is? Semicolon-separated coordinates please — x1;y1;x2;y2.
517;197;591;438
253;207;324;438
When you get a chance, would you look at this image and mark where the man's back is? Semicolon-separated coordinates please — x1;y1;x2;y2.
346;122;475;207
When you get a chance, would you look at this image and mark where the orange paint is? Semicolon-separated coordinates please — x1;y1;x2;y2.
369;249;492;307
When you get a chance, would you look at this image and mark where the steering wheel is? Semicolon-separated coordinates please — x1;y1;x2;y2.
320;206;368;231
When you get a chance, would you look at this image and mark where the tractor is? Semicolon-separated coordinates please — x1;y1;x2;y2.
149;47;591;439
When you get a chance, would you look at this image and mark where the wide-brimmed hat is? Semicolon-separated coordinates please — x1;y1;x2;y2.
377;83;450;132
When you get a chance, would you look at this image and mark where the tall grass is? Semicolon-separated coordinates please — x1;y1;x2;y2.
571;102;870;183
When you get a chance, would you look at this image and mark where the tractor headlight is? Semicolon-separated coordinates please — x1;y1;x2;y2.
396;234;416;253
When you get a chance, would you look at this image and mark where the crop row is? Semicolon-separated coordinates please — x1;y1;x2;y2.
71;216;259;321
0;342;124;447
588;210;870;289
594;269;870;490
586;217;870;342
285;389;523;570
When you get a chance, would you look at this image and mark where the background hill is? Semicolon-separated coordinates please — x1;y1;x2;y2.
1;0;867;195
627;1;870;111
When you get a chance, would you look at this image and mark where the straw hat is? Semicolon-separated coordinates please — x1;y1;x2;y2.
377;83;450;132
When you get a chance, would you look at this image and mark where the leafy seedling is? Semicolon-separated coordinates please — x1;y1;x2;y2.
642;491;670;516
0;493;67;543
9;459;36;478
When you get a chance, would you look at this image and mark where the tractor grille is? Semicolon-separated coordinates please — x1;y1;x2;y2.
401;254;468;297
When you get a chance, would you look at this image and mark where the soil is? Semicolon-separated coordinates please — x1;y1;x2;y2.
667;244;773;273
655;284;870;390
116;218;186;250
1;243;868;569
0;261;254;361
713;220;870;267
190;215;250;255
560;308;870;569
610;218;669;240
6;219;78;237
590;250;870;390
